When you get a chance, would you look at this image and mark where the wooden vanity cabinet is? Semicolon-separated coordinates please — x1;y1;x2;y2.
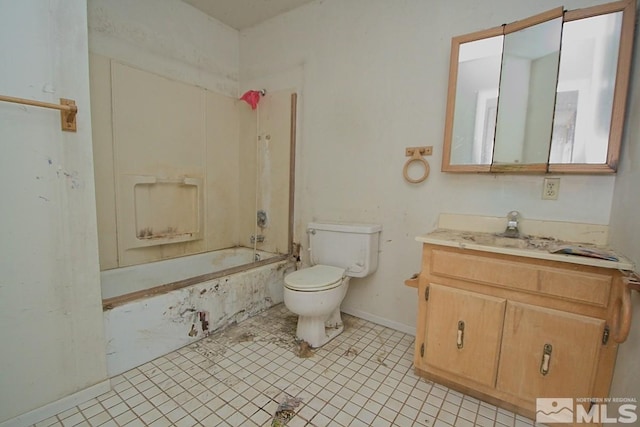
496;302;604;400
423;285;506;388
413;244;627;422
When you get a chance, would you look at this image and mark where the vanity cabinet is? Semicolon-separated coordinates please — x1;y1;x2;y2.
496;302;604;401
423;285;505;388
412;244;629;422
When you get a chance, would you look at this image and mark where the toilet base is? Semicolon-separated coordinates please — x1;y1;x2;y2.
296;308;344;348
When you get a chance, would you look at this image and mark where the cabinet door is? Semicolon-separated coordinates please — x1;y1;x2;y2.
423;284;506;387
497;301;604;401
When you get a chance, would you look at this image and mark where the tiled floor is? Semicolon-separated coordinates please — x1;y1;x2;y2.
33;304;537;427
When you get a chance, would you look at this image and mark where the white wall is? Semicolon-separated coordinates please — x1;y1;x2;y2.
0;1;108;424
240;0;623;332
88;0;239;97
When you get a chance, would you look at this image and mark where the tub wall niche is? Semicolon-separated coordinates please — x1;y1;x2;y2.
120;175;204;249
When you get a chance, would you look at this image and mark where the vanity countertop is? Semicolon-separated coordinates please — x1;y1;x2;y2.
416;228;634;270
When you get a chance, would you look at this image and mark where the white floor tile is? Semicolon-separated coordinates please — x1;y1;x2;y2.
29;304;537;427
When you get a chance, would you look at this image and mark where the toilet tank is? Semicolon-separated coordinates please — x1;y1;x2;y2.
308;222;382;278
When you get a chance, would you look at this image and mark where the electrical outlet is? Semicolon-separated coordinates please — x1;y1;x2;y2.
542;178;560;200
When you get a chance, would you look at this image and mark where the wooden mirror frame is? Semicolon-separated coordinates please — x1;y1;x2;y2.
549;0;635;173
441;0;636;174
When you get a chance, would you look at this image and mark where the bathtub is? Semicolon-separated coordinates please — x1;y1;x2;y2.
102;247;292;376
101;247;279;300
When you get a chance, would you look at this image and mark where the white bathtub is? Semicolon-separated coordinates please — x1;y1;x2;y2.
102;248;292;376
101;247;277;300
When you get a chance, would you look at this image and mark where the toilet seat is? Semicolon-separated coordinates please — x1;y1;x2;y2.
284;265;345;292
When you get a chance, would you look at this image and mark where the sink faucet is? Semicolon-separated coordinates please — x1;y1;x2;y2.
503;211;521;238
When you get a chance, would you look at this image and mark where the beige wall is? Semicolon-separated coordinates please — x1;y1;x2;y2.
88;0;293;271
90;54;119;269
90;57;293;269
206;89;242;251
239;99;259;250
88;0;244;270
91;58;240;268
0;1;108;423
242;91;295;255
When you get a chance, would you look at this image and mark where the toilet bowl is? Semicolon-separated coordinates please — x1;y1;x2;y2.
284;265;350;348
283;222;382;348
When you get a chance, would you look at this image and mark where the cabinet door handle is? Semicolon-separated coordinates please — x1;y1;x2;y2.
611;284;632;343
457;320;465;349
540;343;552;375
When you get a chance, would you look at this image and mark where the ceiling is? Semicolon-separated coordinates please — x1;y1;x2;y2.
182;0;317;30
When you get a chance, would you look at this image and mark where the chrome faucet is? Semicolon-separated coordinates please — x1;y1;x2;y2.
503;211;521;238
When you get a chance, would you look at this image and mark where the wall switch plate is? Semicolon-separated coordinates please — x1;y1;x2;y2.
543;177;560;200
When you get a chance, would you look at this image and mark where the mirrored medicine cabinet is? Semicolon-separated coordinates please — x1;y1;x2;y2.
441;0;635;174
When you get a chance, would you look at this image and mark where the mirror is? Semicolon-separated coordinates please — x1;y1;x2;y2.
551;1;634;173
448;30;503;167
493;12;563;170
442;0;635;174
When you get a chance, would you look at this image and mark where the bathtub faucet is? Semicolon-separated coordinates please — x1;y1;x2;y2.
250;234;265;244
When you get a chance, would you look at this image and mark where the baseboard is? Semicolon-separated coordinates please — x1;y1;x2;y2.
0;380;111;427
341;307;416;336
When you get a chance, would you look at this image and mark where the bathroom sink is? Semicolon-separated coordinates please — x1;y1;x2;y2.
419;226;631;268
465;233;558;251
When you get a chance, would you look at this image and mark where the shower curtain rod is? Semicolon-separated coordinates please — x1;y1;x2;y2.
0;94;77;132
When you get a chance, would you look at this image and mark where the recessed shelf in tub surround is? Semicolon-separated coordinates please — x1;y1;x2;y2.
120;174;204;249
416;213;633;270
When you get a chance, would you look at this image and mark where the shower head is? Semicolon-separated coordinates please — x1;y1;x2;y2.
239;89;267;109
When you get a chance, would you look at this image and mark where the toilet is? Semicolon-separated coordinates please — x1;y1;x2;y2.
284;222;382;348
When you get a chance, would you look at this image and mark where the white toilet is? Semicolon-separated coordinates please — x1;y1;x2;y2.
284;222;382;348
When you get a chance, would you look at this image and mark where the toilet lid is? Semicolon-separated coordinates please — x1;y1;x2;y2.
284;265;345;292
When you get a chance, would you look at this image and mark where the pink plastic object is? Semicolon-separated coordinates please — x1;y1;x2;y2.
240;90;262;109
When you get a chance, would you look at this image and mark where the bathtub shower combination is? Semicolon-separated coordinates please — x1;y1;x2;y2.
89;63;299;375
